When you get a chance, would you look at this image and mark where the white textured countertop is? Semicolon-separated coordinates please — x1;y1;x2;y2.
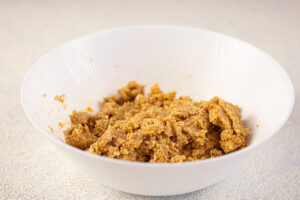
1;0;299;199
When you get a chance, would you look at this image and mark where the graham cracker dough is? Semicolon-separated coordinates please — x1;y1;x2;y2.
64;81;249;163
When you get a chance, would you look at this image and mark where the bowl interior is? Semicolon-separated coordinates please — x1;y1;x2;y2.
22;26;294;149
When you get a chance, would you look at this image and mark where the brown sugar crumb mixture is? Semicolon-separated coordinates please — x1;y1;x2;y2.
54;94;66;103
64;81;249;163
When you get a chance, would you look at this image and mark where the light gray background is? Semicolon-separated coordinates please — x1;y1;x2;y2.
1;0;299;199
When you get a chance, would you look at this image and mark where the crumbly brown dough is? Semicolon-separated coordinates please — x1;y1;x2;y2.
64;81;249;163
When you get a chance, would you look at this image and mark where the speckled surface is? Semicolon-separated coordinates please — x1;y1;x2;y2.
0;0;299;199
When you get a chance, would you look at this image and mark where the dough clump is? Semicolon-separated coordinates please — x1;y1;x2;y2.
64;81;249;163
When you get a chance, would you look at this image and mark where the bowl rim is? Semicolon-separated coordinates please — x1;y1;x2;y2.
21;25;295;167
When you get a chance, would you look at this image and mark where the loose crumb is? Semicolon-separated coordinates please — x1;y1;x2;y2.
48;126;54;134
58;122;64;129
54;94;66;103
257;125;260;128
64;81;249;163
43;93;47;98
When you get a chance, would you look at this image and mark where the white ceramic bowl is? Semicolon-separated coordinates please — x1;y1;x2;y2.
21;26;294;196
